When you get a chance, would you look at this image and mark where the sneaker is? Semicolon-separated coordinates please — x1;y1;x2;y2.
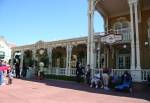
95;85;98;88
90;84;93;88
101;85;104;88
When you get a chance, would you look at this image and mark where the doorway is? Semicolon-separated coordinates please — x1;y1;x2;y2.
117;54;130;69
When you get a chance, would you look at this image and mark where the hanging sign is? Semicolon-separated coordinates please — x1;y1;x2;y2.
101;34;122;44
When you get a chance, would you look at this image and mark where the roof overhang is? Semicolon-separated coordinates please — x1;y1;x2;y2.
95;0;150;18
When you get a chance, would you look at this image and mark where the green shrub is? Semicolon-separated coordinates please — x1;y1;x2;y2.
45;74;84;82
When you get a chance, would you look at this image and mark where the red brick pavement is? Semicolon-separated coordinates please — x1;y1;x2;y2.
0;79;149;103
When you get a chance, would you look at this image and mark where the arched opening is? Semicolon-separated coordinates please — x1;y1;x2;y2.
71;44;87;68
113;18;130;41
35;48;49;68
52;47;66;68
23;50;33;67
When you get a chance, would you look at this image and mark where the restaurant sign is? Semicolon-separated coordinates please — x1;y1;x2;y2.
101;34;122;44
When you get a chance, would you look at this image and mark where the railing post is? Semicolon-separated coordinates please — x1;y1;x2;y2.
56;68;59;75
67;68;71;76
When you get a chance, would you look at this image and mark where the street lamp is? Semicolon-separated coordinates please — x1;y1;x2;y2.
144;41;149;46
123;44;127;48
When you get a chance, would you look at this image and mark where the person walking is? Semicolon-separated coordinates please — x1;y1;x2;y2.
15;61;20;78
8;68;13;85
85;65;91;85
76;62;83;83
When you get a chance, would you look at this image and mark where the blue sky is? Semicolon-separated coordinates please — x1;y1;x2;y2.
0;0;104;46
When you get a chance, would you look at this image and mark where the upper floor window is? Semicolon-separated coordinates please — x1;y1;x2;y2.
113;17;130;35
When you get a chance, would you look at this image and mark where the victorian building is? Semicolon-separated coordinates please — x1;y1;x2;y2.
11;36;100;77
11;0;150;82
87;0;150;81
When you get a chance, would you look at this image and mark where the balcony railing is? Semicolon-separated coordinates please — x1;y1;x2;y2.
44;68;150;82
114;28;131;41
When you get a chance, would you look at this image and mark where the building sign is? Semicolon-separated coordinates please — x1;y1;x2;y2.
101;34;122;44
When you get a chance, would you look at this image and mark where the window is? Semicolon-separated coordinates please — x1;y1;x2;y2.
113;17;130;34
113;17;130;41
0;51;5;59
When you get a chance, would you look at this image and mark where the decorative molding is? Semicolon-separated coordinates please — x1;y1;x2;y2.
117;17;127;21
128;0;139;5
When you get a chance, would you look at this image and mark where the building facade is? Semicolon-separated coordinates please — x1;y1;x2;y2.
11;0;150;82
11;36;101;76
87;0;150;81
0;36;15;62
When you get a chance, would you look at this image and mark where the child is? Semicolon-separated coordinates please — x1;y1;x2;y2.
8;69;13;85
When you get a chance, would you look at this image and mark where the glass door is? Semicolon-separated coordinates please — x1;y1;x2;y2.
117;54;130;69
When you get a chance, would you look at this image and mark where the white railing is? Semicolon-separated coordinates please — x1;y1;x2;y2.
141;69;150;81
114;28;131;41
112;69;130;76
44;68;150;82
44;68;76;76
91;69;130;77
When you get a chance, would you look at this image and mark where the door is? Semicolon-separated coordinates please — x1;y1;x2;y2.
117;54;130;69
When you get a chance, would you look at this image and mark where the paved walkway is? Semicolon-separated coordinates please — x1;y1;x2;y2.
0;79;149;103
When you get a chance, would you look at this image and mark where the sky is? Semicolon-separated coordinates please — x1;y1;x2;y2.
0;0;104;46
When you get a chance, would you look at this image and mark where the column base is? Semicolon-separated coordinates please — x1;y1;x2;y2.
131;70;142;82
136;65;141;70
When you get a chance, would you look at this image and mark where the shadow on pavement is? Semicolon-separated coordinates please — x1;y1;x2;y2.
20;78;150;101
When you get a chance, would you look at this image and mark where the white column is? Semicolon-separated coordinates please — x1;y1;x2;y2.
48;47;52;69
65;45;72;76
87;0;95;70
133;0;141;82
129;1;135;70
68;45;72;69
67;45;72;76
128;0;141;82
87;0;92;65
20;50;24;70
32;46;36;69
66;45;69;69
134;1;141;70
